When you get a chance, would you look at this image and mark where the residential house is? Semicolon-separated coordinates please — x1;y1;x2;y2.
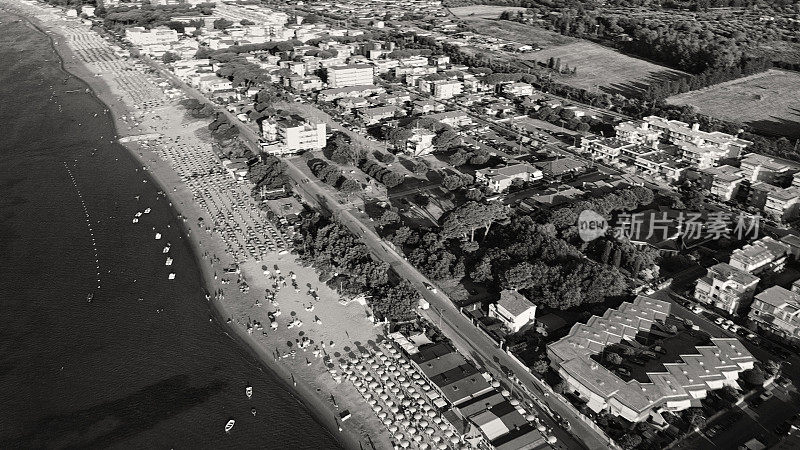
409;342;494;407
580;136;635;163
357;105;400;125
699;165;746;202
764;186;800;223
535;158;585;177
729;236;789;275
403;128;436;157
749;286;800;342
501;82;534;97
424;111;472;128
488;290;537;333
475;164;543;193
615;120;662;148
694;263;760;315
740;153;795;185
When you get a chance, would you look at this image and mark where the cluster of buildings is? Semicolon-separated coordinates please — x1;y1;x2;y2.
397;340;550;449
547;296;755;423
582;116;800;224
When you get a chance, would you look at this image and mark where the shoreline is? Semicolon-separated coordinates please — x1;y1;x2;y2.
5;4;381;449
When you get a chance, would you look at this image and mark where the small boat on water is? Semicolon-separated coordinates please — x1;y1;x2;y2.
168;273;176;280
163;245;170;254
144;208;151;214
251;408;256;416
155;233;161;240
165;257;173;266
132;218;138;223
86;293;93;303
135;212;142;217
224;419;235;434
246;386;253;399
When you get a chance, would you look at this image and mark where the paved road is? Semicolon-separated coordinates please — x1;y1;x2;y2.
149;58;611;449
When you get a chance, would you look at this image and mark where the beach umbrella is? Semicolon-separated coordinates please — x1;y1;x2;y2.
364;393;373;399
393;370;402;377
373;405;382;413
383;418;392;426
399;441;410;448
358;387;367;393
414;412;423;420
391;406;400;413
391;387;401;394
427;410;437;418
420;443;430;450
387;381;396;388
389;365;397;371
396;413;406;421
491;381;500;388
402;381;411;388
501;390;510;397
412;373;421;380
510;399;520;406
402;420;411;428
525;414;536;422
438;443;448;450
422;384;431;391
537;424;547;432
422;404;432;411
547;436;557;444
425;426;435;436
444;430;454;438
354;380;363;387
411;392;421;399
380;393;390;401
408;406;417;415
380;374;390;382
402;399;411;407
397;376;407;382
408;427;417;435
416;398;426;406
419;420;429;428
413;435;423;443
371;363;380;370
389;425;398;433
433;417;442;424
368;399;377;405
369;382;379;389
450;436;460;444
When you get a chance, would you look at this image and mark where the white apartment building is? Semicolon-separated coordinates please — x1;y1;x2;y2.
580;136;635;163
614;120;662;148
125;26;178;46
765;186;800;223
327;64;375;88
749;286;800;342
700;165;746;202
501;82;534;97
740;153;794;184
643;116;751;169
261;114;326;155
694;263;760;315
432;80;462;100
729;236;789;275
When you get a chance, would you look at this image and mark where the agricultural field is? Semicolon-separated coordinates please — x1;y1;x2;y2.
518;40;686;96
455;15;576;49
666;69;800;139
449;5;526;19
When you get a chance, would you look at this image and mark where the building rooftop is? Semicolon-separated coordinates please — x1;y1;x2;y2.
549;296;755;416
767;186;800;202
755;286;800;310
496;289;536;316
707;262;760;286
741;153;791;172
730;236;789;268
477;163;539;180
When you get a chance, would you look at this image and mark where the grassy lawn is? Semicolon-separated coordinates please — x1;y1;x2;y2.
666;69;800;139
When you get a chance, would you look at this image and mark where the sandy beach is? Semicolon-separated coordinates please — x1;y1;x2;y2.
1;1;396;448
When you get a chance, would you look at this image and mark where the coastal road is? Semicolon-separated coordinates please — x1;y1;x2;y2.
147;58;609;449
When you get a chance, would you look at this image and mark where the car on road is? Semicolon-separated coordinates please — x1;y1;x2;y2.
691;305;704;314
423;282;437;293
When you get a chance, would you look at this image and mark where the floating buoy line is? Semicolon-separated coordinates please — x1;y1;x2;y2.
64;161;101;292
